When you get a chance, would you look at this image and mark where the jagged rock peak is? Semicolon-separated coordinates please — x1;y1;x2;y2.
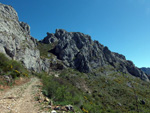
41;29;149;81
0;3;18;21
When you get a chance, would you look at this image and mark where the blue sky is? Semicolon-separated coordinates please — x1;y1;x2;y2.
1;0;150;68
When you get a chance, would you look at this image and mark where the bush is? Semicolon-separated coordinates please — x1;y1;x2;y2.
0;53;10;72
0;53;29;79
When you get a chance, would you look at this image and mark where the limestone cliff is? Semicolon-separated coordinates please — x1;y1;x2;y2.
0;3;50;72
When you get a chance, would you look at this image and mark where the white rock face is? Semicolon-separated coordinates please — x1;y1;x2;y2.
0;3;50;72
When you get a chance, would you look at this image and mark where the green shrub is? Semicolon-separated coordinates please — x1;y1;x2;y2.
0;53;29;79
0;53;10;72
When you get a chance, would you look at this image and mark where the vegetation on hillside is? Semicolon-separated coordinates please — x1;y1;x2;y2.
37;42;57;59
37;68;150;113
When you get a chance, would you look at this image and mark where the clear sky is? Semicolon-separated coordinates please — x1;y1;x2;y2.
1;0;150;68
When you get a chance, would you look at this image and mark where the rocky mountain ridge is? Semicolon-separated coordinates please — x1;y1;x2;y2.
0;3;149;81
41;29;150;81
141;67;150;75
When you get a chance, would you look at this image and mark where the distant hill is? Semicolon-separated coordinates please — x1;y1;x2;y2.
140;67;150;75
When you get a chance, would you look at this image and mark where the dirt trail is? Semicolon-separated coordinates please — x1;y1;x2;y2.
0;77;42;113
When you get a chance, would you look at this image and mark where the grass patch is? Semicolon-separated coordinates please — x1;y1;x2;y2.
37;42;57;59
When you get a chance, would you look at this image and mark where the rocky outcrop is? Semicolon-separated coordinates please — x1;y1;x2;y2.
19;22;30;35
41;29;149;81
0;3;50;72
42;32;58;44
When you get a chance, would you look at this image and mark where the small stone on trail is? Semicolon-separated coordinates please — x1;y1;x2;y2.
45;97;50;102
51;110;57;113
